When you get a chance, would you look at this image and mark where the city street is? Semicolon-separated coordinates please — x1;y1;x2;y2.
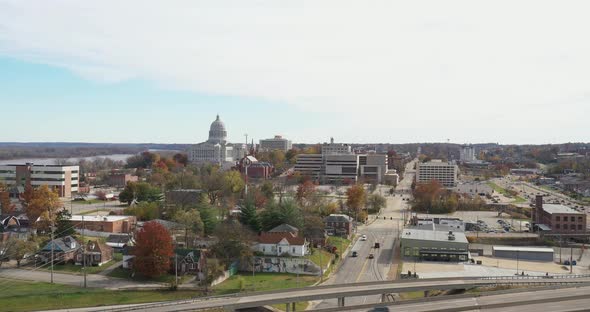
312;160;416;309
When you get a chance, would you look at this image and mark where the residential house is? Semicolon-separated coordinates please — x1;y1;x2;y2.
172;249;205;275
268;224;299;235
121;246;135;269
324;214;353;237
37;236;80;264
257;232;308;257
75;240;113;266
105;234;134;251
268;223;326;248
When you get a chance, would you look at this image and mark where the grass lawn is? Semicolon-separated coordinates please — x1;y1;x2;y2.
511;196;527;204
212;272;317;295
44;259;118;275
327;236;351;255
487;182;509;196
0;278;202;312
305;248;333;270
106;267;192;284
399;290;426;300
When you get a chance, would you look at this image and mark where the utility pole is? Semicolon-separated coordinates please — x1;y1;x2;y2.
175;253;178;286
50;208;54;284
83;215;87;288
319;245;324;283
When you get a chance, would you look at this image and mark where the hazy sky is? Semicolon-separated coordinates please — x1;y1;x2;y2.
0;1;589;145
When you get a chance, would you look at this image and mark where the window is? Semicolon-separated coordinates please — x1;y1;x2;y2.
262;247;265;252
278;247;282;253
579;217;583;222
404;247;411;256
571;216;576;222
578;224;583;230
556;216;560;221
292;247;295;254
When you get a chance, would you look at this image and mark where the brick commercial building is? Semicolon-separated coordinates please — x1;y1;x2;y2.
0;163;79;197
67;215;136;233
108;173;138;188
236;156;274;179
533;195;587;234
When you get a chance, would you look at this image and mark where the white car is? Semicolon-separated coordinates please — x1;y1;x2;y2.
361;235;367;241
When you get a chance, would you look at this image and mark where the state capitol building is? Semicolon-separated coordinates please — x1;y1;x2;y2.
187;115;246;166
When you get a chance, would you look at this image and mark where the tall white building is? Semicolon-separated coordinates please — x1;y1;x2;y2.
187;115;246;166
460;144;476;162
416;159;458;187
321;137;352;155
259;135;292;152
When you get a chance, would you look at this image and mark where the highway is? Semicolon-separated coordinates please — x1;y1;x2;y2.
42;276;590;312
312;284;590;312
313;160;416;309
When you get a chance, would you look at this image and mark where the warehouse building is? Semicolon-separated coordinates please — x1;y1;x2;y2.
401;225;469;262
492;246;554;262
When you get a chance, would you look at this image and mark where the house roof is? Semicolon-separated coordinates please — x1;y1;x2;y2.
324;214;352;223
42;236;80;252
174;248;202;260
269;224;299;233
106;234;133;245
258;232;305;245
149;219;184;230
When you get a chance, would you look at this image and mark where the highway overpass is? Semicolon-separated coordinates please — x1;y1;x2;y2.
44;274;590;312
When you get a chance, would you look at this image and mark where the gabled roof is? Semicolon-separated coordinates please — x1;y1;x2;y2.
41;236;79;253
269;224;299;234
174;248;202;261
106;234;133;245
258;232;305;245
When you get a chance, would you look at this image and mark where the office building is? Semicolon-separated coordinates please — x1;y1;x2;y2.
187;115;246;166
259;135;292;152
0;163;79;197
401;224;469;261
294;153;395;184
416;159;458;187
460;144;476;162
321;137;352;155
533;195;586;234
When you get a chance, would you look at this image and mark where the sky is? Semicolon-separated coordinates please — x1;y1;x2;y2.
0;0;589;145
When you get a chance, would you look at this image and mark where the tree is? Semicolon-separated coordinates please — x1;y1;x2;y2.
0;183;15;214
366;194;386;213
172;209;204;247
201;168;225;204
259;199;303;231
118;182;163;205
259;181;275;201
210;221;255;266
26;185;62;226
198;204;219;236
133;221;174;278
7;239;37;267
239;200;261;233
223;170;245;196
55;209;75;238
295;180;316;207
346;184;366;220
124;202;160;221
172;153;189;166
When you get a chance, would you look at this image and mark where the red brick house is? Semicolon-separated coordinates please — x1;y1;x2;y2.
75;240;113;266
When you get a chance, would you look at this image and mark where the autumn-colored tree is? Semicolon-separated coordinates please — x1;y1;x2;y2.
133;221;174;278
172;209;204;247
26;185;62;226
366;194;387;213
295;180;316;207
346;184;366;220
172;153;189;166
0;184;15;214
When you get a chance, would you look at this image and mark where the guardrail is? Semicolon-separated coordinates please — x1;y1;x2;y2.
95;274;590;312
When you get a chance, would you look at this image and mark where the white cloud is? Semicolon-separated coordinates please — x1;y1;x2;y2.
0;0;589;143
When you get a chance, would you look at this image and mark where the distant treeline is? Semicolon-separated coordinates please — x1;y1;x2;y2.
0;143;191;160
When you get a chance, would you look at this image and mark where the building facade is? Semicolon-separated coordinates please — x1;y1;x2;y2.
259;135;292;152
321;137;352;155
533;196;586;234
460;144;476;162
401;225;469;261
416;160;458;187
187;115;246;166
0;163;79;197
294;153;394;184
67;215;136;233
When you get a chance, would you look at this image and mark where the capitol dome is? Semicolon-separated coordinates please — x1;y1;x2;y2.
208;114;227;144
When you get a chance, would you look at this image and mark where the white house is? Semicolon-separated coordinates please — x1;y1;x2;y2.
257;232;308;257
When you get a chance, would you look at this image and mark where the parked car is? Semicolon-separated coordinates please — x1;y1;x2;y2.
368;253;374;259
374;242;380;248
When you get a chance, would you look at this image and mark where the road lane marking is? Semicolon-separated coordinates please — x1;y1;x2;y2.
355;258;370;282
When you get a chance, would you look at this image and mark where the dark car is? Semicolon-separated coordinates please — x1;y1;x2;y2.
374;242;380;248
368;253;374;259
351;251;358;257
